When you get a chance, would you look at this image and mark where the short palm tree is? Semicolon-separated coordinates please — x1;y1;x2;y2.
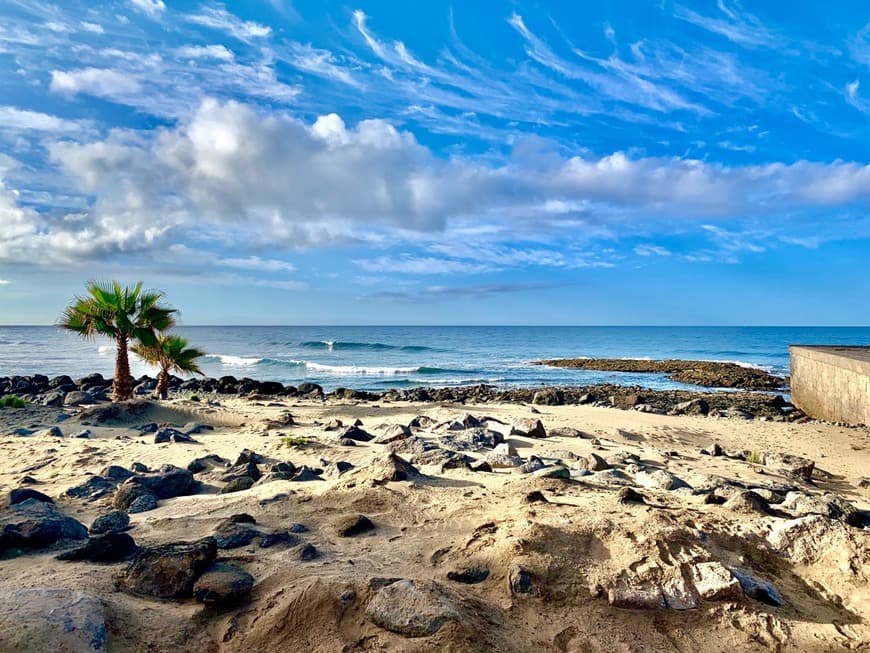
132;335;206;400
59;281;176;402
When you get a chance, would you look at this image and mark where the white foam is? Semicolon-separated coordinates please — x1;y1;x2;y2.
304;362;418;375
207;354;262;366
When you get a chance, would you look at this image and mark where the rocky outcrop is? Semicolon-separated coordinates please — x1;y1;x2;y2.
366;579;461;638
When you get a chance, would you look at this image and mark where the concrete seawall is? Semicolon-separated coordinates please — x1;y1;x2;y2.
790;346;870;426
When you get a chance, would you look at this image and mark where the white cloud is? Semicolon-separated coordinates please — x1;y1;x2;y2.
0;279;10;285
187;6;271;42
81;22;105;34
634;244;672;257
130;0;166;18
0;106;83;133
674;0;780;49
50;68;142;99
0;98;863;267
218;256;296;272
176;45;235;62
353;256;493;275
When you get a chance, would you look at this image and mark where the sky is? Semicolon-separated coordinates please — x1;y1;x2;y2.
0;0;868;325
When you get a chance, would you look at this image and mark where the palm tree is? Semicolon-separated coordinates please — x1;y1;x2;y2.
59;281;177;402
132;335;206;400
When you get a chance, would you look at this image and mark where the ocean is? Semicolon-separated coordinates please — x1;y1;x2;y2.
1;326;869;392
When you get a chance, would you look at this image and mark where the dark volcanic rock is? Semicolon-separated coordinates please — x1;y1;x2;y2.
0;499;88;553
334;514;375;537
118;538;217;598
9;488;53;506
193;563;254;607
67;476;117;501
90;511;130;535
447;566;490;584
56;532;137;562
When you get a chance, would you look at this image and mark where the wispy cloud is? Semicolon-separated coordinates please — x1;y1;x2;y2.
674;0;781;49
364;281;560;303
0;106;84;134
50;68;142;99
130;0;166;19
353;255;493;275
634;244;671;257
187;5;271;42
218;256;297;272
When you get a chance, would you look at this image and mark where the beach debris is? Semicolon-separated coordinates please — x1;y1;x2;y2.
0;589;107;652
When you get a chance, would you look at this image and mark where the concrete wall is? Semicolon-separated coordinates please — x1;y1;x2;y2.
790;346;870;426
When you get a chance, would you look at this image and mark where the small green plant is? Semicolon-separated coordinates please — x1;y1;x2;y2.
281;436;311;448
746;451;764;465
189;395;201;402
0;395;26;408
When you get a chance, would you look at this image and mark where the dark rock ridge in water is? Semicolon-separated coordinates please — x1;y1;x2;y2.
533;358;786;391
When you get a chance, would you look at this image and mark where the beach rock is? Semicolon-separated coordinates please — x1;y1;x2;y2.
187;454;229;473
289;466;321;482
99;465;133;482
778;491;861;526
154;428;196;444
366;453;420;482
341;425;373;442
334;514;374;537
56;532;137;562
607;582;666;609
113;481;157;511
9;488;53;506
484;452;524;468
323;418;343;431
633;469;689;491
511;418;547;438
0;588;107;652
182;421;214;435
688;562;742;601
67;476;117;502
469;460;493;473
324;461;354;478
193;563;254;607
586;453;610;471
128;494;158;514
508;563;535;595
372;423;412;444
593;469;633;487
440;428;503;451
222;461;262;483
41;392;65;408
617;487;646;504
447;566;490;584
213;519;261;549
515;457;546;474
532;465;571;479
63;391;94;407
493;442;518;457
72;429;92;439
35;426;64;438
297;543;318;560
118;538;217;598
366;579;461;638
724;490;770;515
130;462;149;473
0;499;88;553
11;428;34;437
731;569;783;606
763;452;815;480
767;515;852;565
133;467;195;499
409;415;436;429
662;573;700;610
532;388;564;405
673;398;710;416
221;476;254;493
90;511;130;535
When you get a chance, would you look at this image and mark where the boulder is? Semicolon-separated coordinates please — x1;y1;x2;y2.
56;532;137;562
9;488;53;506
687;562;742;601
113;481;158;512
63;391;94;407
586;453;610;471
221;461;261;482
0;589;107;652
673;398;710;416
366;579;461;638
366;453;420;483
372;424;412;444
763;452;815;481
341;425;374;442
99;465;133;482
128;494;158;514
484;452;523;468
767;515;853;565
67;476;118;501
440;428;503;451
778;491;861;526
90;511;130;535
297;543;318;560
35;426;64;438
532;465;571;479
731;569;783;606
221;476;254;493
133;468;195;499
213;520;261;549
532;388;564;406
633;469;689;491
508;563;534;595
118;538;217;598
193;563;254;607
447;566;490;584
607;582;666;609
511;418;547;438
723;490;769;515
661;573;700;610
334;514;375;537
187;454;229;473
0;499;88;553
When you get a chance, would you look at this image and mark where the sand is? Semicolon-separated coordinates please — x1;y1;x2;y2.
0;396;868;652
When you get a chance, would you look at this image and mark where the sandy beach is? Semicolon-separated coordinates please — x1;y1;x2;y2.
1;392;868;652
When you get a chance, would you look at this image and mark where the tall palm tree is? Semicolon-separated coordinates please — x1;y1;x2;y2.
59;281;176;402
132;335;206;400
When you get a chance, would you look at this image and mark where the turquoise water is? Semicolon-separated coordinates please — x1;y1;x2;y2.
1;326;869;392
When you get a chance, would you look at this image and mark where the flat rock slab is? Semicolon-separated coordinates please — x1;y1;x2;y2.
366;579;461;638
0;588;108;652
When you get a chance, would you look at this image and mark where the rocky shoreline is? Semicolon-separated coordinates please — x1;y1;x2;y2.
1;371;803;422
533;358;787;390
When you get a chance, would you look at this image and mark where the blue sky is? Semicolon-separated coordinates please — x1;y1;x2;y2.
0;0;868;325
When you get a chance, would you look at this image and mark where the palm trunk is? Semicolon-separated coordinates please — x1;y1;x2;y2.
156;368;169;400
113;335;133;402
